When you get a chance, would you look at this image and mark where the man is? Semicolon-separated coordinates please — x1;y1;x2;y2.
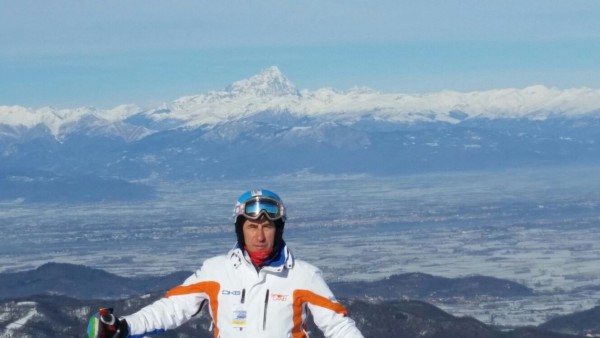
88;189;364;338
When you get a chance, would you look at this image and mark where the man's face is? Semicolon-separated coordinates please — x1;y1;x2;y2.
242;217;276;252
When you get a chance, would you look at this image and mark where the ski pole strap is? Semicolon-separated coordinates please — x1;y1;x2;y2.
88;307;128;338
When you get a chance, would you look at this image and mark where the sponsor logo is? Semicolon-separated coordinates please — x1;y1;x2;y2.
271;293;288;301
221;290;242;296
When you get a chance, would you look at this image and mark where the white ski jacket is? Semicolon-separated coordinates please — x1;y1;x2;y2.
123;245;364;338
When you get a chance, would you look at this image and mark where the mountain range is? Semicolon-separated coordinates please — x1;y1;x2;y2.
0;263;532;303
0;263;597;337
3;66;600;135
2;66;600;202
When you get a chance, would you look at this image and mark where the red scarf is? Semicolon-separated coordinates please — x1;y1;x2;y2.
245;247;273;267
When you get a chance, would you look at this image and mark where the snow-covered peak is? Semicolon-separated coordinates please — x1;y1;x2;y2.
2;67;600;137
0;106;96;136
0;104;143;139
225;66;299;97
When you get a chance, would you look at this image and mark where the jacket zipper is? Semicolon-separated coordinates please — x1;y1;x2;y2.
263;289;270;330
237;288;246;332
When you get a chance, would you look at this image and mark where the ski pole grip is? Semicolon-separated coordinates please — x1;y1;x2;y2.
99;307;115;324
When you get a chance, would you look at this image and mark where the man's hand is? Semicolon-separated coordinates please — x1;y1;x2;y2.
87;308;129;338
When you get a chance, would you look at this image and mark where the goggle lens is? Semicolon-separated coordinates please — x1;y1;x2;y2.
243;198;282;220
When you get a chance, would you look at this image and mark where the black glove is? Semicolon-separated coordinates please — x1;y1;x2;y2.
87;308;129;338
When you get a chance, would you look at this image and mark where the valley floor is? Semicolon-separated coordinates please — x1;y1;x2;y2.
2;166;600;327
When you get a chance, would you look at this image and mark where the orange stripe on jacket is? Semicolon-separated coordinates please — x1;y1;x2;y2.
292;289;349;338
165;281;221;338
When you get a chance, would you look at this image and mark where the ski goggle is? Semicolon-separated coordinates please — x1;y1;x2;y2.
235;196;285;221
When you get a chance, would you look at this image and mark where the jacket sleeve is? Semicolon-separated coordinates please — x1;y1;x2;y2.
122;269;215;337
302;268;364;338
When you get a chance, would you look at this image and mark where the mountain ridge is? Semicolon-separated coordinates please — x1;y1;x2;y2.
0;263;595;337
2;66;600;140
0;262;532;302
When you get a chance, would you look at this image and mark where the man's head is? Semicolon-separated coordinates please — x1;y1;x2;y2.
233;189;286;250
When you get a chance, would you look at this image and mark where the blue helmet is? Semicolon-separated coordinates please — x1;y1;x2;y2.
233;189;287;224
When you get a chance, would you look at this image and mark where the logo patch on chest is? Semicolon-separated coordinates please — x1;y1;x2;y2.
271;293;289;302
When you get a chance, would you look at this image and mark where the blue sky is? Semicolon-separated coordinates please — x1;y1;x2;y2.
2;0;600;108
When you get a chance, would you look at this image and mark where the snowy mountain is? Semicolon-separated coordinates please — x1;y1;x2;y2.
224;65;300;97
2;66;600;202
2;66;600;139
